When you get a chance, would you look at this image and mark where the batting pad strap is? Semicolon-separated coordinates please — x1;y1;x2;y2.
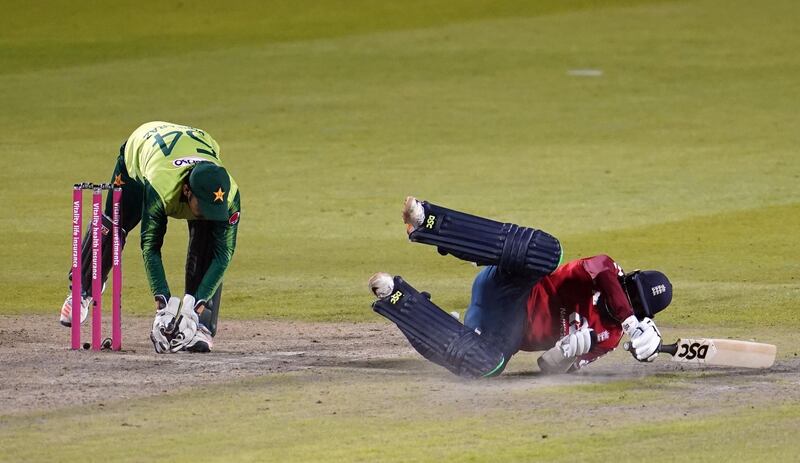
373;276;506;378
409;201;562;279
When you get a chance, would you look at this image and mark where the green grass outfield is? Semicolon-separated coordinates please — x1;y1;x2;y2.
3;366;799;462
1;0;799;460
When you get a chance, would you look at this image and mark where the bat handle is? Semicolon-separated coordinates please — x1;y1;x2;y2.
623;340;679;356
659;342;678;356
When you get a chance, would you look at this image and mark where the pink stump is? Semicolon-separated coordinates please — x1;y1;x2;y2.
71;185;82;350
91;187;102;351
112;187;122;351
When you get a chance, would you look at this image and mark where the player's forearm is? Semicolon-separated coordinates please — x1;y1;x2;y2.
143;249;171;298
194;216;238;301
594;270;634;322
195;257;230;301
140;192;170;299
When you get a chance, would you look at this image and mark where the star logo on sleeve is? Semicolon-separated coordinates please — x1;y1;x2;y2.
113;174;125;186
213;187;225;202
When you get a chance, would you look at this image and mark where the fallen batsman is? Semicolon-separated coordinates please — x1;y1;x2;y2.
368;197;775;378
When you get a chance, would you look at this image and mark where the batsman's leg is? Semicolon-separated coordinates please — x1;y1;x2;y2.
402;197;562;280
369;273;507;378
463;266;530;359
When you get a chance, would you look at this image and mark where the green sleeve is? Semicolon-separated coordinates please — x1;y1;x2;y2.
140;183;171;299
195;191;240;302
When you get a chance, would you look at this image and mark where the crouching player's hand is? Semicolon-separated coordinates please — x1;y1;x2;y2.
150;295;199;353
168;294;199;352
151;296;178;353
622;316;661;362
537;317;594;374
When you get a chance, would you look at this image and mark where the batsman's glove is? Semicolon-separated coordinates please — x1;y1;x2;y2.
558;317;594;358
538;316;594;374
623;316;661;362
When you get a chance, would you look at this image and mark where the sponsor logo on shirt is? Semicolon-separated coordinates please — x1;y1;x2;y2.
229;211;240;225
172;156;207;168
559;307;568;337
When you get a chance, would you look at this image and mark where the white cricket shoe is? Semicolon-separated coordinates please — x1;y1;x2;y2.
402;196;425;234
185;324;213;353
368;272;395;299
59;294;91;327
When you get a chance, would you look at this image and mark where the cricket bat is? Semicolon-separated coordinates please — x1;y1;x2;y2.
626;338;777;368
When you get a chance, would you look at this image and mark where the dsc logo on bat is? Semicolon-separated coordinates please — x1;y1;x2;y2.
677;342;710;360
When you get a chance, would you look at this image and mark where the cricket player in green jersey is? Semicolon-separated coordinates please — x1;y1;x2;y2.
60;121;241;353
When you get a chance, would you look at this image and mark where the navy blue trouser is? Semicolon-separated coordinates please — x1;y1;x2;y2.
464;266;536;359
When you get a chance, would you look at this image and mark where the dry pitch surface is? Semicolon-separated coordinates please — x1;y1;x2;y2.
2;316;797;416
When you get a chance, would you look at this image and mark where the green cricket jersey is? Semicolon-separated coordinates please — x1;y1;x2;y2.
123;121;240;303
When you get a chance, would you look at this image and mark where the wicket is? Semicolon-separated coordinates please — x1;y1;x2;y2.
71;183;122;351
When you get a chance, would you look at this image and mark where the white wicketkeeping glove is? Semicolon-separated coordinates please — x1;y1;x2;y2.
151;296;181;354
168;295;199;352
623;316;662;362
150;295;199;354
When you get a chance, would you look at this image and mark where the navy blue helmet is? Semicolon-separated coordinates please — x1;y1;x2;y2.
622;270;672;319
